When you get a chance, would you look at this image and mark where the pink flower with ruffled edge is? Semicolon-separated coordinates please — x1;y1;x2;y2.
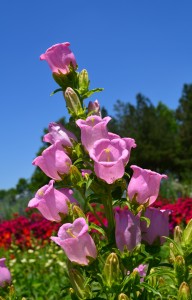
40;42;77;74
28;180;77;222
33;140;72;181
127;165;167;205
115;209;141;251
76;115;111;152
43;122;77;147
0;258;11;287
51;218;97;265
89;138;136;184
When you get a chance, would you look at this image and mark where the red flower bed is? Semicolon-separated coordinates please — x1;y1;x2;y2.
0;212;60;249
153;197;192;230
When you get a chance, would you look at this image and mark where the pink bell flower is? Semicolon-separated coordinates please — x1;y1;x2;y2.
43;122;76;146
115;209;141;251
0;258;11;287
141;207;170;245
28;180;76;222
33;140;72;181
40;42;77;74
51;218;97;265
89;138;136;184
76;115;111;152
127;165;167;205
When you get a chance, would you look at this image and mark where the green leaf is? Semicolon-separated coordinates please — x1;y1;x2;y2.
81;88;104;100
139;282;162;298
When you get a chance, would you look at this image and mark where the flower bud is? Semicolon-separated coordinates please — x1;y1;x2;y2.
73;205;86;219
64;87;83;117
103;253;121;287
88;100;101;116
182;219;192;246
174;226;183;244
118;293;130;300
178;282;191;300
79;69;89;93
68;269;91;299
174;255;186;285
129;270;140;286
69;165;83;185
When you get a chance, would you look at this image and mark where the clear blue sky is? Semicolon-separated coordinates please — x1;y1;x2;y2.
1;1;192;190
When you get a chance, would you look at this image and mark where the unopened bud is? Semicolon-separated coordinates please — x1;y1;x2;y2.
158;277;165;286
182;219;192;246
69;165;82;185
64;87;83;117
174;255;186;285
148;268;157;287
129;270;140;286
73;205;86;219
174;226;183;244
88;100;101;116
103;253;121;287
69;269;91;299
79;69;89;93
118;293;130;300
178;282;191;300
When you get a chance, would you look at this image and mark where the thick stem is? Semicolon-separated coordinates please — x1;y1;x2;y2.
103;192;115;243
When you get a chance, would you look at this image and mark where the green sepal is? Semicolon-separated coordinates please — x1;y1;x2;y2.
50;88;63;96
140;216;151;228
89;223;106;236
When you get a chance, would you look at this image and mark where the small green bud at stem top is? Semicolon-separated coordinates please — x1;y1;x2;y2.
103;252;121;287
174;225;183;244
79;69;89;93
178;282;191;300
64;87;83;117
69;269;91;299
118;293;130;300
182;219;192;246
73;205;86;219
174;255;186;285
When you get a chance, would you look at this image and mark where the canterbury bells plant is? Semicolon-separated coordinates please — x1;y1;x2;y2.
26;42;192;299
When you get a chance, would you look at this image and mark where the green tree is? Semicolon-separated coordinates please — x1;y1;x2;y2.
176;84;192;179
111;94;180;175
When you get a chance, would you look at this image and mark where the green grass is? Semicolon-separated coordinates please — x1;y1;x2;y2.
0;242;71;300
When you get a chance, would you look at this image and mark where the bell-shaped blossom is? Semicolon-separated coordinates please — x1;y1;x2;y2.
76;115;111;152
115;209;141;251
88;100;101;117
89;138;136;184
141;207;170;245
127;165;167;205
33;141;72;181
0;258;11;287
51;218;97;265
28;180;77;222
43;122;76;147
40;42;77;74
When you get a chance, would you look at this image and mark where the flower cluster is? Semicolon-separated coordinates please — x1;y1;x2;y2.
17;42;191;299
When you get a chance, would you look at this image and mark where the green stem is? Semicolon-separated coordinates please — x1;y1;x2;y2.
103;192;115;243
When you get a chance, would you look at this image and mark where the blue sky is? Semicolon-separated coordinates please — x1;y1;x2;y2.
1;1;192;190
